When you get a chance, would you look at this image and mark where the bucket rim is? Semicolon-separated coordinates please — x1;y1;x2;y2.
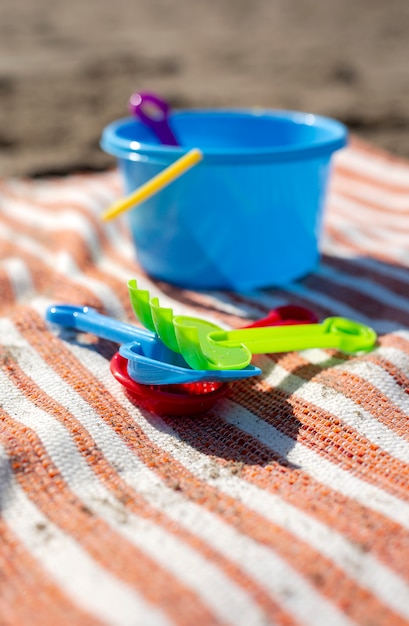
100;108;348;164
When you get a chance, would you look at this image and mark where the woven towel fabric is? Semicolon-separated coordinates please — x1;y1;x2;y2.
1;136;409;626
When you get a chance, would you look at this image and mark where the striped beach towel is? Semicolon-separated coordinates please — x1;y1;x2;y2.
1;136;409;625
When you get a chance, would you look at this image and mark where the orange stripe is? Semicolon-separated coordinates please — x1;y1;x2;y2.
0;239;19;258
0;269;16;310
0;518;102;626
2;350;296;626
0;239;29;309
0;410;218;626
14;307;409;624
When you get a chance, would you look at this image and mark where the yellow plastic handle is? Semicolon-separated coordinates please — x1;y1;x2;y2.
101;148;203;221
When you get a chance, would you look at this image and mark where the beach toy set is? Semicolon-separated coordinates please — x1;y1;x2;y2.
101;91;348;290
45;297;321;415
45;303;260;386
46;279;377;415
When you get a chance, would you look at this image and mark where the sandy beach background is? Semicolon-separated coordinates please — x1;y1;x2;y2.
1;0;408;178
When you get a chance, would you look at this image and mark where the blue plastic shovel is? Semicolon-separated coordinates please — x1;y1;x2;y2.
45;305;260;385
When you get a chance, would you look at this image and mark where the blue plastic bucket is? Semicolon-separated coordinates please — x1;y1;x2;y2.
101;109;347;290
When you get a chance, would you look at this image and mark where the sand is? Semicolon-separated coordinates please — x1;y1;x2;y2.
1;0;409;177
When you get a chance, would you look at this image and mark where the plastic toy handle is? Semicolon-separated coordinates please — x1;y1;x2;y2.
101;148;203;221
208;317;377;354
173;316;252;371
128;91;180;146
45;304;154;347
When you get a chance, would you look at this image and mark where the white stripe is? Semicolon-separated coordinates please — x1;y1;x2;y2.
0;447;171;626
299;348;344;365
0;257;34;300
380;339;409;359
0;333;270;626
339;215;409;249
328;199;404;237
395;330;409;343
321;230;355;257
